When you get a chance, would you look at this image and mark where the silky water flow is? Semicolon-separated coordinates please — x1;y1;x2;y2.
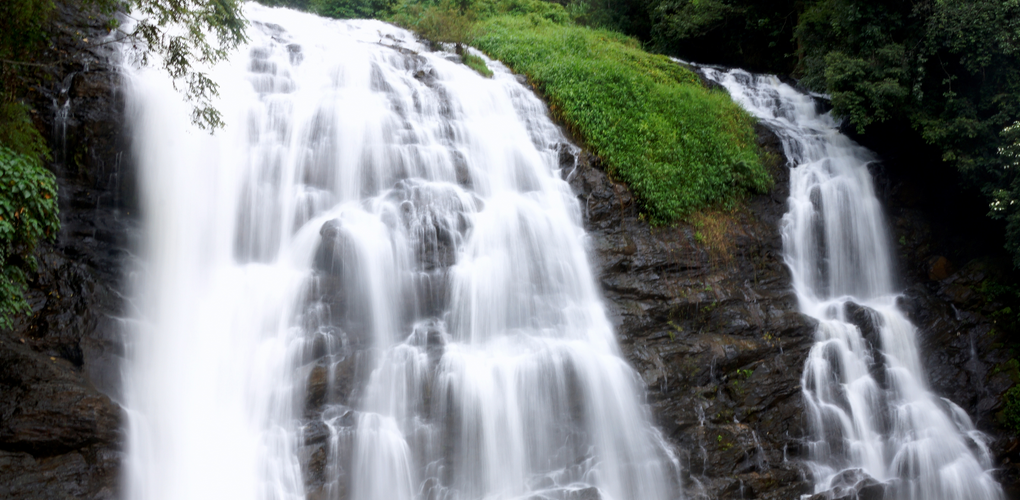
120;5;680;500
701;66;1004;500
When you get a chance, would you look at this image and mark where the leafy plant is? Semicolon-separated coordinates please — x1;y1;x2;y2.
979;277;1020;335
0;145;58;329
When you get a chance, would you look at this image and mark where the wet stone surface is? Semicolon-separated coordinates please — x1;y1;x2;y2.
1;3;133;499
567;125;816;499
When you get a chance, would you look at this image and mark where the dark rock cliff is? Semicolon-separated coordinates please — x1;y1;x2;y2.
0;3;132;499
569;119;1020;499
570;113;1020;499
877;162;1020;497
568;125;815;499
825;115;1020;498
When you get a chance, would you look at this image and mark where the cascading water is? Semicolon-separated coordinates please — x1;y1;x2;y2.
121;4;680;500
700;66;1004;499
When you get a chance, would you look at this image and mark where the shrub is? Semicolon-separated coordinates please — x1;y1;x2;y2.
407;0;477;45
473;0;572;24
0;140;59;329
0;101;50;163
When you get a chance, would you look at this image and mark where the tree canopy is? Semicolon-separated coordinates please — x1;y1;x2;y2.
121;0;248;129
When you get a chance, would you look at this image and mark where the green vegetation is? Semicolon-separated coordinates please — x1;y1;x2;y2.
462;52;492;77
473;15;770;221
1;0;62;329
260;0;396;20
0;98;57;331
976;276;1020;433
393;0;477;45
980;278;1020;336
2;0;246;131
716;433;733;451
0;143;58;330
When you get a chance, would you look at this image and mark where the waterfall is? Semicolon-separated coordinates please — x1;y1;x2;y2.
120;4;679;500
700;67;1004;499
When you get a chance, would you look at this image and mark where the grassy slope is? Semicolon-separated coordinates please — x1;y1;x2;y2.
471;13;771;222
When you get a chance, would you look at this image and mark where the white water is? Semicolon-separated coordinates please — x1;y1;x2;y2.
121;5;679;500
701;67;1003;499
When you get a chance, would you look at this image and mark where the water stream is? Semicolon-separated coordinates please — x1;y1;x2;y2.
121;5;679;500
701;67;1003;499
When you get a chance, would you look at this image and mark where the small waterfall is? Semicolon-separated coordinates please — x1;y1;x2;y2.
121;4;679;500
701;67;1004;499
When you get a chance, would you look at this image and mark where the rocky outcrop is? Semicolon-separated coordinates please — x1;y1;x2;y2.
565;86;1020;499
803;468;884;500
835;114;1020;497
881;178;1020;497
567;124;815;499
1;3;132;499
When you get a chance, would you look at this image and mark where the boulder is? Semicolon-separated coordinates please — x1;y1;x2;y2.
806;468;886;500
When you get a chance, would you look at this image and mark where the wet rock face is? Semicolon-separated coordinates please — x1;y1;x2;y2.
568;125;816;499
892;258;1020;493
1;3;132;499
804;468;885;500
293;121;816;498
875;141;1020;495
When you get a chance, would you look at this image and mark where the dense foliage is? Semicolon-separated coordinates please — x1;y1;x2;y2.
564;0;800;72
1005;384;1020;432
473;15;770;220
0;143;59;330
461;52;493;77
